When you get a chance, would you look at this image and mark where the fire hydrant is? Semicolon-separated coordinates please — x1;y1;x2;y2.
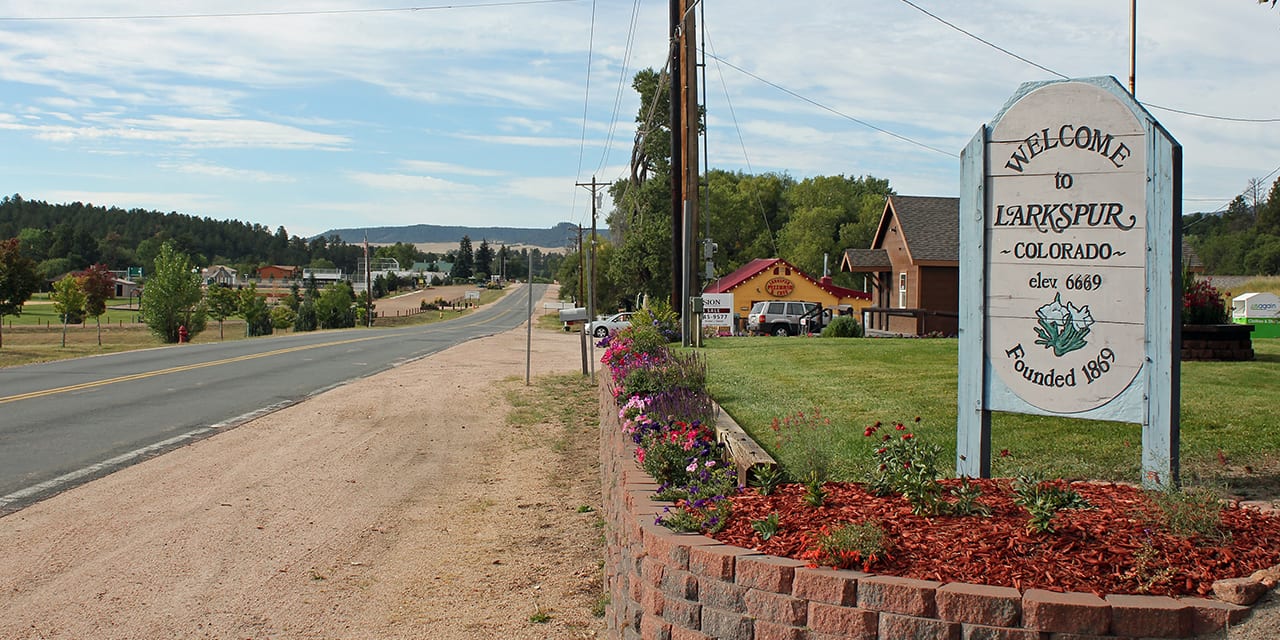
177;325;189;343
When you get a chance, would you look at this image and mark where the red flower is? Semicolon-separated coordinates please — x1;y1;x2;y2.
895;422;906;431
999;448;1011;458
902;433;914;440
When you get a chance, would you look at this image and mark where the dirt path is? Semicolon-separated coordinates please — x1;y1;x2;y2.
0;285;605;640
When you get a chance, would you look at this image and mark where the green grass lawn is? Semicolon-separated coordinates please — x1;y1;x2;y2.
699;336;1280;499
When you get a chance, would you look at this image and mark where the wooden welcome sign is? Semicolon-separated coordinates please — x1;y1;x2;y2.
958;77;1183;489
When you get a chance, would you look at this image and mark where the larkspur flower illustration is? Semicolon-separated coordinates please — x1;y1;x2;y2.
1034;292;1094;357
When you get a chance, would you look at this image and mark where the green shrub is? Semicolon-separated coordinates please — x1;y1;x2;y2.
821;315;864;338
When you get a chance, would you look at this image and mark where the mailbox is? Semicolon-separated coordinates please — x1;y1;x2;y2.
559;307;588;323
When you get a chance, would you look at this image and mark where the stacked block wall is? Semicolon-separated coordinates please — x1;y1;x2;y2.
599;383;1251;639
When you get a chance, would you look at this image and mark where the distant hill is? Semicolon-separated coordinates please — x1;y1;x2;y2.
315;222;607;248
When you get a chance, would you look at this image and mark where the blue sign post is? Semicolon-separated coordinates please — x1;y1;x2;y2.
958;76;1182;489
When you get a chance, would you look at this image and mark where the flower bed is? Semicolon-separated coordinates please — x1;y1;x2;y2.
598;325;1280;638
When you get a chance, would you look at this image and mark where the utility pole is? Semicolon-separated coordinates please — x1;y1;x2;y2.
575;225;585;305
669;0;683;316
363;232;372;327
675;0;699;346
578;176;606;381
1128;0;1136;96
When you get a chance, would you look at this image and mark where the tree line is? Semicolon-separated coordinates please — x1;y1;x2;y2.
1183;176;1280;275
0;194;561;284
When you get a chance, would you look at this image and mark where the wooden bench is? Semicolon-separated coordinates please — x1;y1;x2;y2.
712;405;778;486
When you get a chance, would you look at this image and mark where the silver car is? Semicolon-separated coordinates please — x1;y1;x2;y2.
586;312;634;338
746;300;820;336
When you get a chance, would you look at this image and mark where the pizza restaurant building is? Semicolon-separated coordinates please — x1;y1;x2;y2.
702;258;872;331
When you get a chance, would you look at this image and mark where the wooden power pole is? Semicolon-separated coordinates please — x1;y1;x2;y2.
671;0;699;345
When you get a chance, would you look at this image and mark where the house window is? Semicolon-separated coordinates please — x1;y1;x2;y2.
899;272;907;308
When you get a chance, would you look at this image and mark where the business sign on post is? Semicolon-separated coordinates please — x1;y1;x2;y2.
701;293;733;329
958;77;1181;489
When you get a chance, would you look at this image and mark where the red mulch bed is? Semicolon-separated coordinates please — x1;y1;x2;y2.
709;479;1280;597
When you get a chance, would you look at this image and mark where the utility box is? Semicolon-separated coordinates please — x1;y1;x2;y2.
1232;292;1280;338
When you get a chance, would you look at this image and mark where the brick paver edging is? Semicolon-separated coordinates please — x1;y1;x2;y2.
599;382;1266;639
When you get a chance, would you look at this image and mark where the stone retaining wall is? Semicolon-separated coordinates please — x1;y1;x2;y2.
599;383;1254;639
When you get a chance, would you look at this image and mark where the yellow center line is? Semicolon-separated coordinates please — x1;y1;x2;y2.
0;334;388;405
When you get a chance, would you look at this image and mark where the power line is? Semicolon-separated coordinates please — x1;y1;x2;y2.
571;0;597;230
895;0;1280;124
703;23;777;256
1141;102;1280;124
896;0;1067;81
0;0;583;22
593;0;644;177
703;52;959;159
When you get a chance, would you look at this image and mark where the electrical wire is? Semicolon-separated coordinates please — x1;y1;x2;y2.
571;0;597;230
703;24;777;256
894;0;1280;124
593;0;643;177
703;52;958;159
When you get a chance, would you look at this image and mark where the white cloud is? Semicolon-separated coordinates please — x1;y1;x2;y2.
157;161;295;183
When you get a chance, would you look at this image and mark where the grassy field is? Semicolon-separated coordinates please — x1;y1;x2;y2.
699;336;1280;499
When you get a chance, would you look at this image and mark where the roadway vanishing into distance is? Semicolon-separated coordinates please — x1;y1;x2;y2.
0;284;548;514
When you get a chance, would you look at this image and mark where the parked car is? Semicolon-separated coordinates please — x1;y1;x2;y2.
746;300;824;336
586;312;635;337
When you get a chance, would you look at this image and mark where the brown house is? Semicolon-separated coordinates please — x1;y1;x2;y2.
841;195;959;336
257;265;301;283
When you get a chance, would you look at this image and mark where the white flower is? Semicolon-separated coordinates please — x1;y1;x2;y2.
1067;301;1094;332
1037;294;1069;326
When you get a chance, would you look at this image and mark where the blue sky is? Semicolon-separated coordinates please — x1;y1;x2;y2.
1;0;1277;239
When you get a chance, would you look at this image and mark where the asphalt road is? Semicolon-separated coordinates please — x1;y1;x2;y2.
0;283;547;514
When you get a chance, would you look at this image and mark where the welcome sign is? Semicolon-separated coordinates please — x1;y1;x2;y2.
987;84;1148;413
958;77;1182;489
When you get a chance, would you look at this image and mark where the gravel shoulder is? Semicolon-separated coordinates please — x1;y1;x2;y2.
0;285;605;639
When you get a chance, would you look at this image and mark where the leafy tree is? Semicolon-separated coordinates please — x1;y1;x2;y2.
294;297;318;332
140;241;207;343
451;235;474;280
36;257;74;282
270;304;296;331
475;239;494;279
777;175;892;287
0;237;40;349
1255;177;1280;236
316;281;356;329
238;283;273;337
355;289;375;326
206;283;240;340
81;263;116;346
282;283;302;311
50;273;86;348
17;228;51;261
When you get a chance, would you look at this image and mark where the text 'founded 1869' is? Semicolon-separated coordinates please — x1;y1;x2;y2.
986;82;1146;414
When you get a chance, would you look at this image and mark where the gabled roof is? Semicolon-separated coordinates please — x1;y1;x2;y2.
872;195;960;264
703;258;779;294
841;248;892;272
703;257;870;300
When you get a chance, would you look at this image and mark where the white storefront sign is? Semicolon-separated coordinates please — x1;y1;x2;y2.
958;77;1182;489
700;293;733;328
